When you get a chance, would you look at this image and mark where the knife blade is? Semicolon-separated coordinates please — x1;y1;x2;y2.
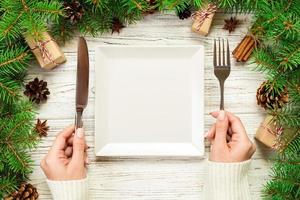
75;37;89;129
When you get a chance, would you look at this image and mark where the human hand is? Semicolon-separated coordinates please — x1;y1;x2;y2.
40;125;89;180
206;110;256;163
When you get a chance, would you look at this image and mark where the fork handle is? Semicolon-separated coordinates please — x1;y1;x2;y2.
219;81;225;110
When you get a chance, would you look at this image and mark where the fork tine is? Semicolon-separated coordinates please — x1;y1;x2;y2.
218;38;221;66
213;38;216;66
227;39;230;67
222;39;225;66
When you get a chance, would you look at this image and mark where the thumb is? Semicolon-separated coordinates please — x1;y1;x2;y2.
214;110;228;147
70;128;86;166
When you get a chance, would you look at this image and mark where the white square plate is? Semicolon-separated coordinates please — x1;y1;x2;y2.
95;46;204;157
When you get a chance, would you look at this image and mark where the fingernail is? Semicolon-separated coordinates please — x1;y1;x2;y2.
218;110;226;121
85;157;90;164
76;128;84;138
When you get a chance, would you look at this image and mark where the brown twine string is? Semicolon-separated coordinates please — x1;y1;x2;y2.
192;3;217;31
260;123;283;137
30;38;57;65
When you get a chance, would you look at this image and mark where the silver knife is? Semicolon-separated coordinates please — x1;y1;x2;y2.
75;37;89;129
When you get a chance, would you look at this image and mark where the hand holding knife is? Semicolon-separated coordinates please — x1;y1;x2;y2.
75;37;89;129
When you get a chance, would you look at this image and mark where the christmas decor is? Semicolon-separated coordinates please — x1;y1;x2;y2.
0;101;38;198
233;34;258;62
255;115;279;148
63;0;84;24
223;17;239;33
25;32;66;69
256;81;289;110
24;78;50;104
111;18;125;34
35;119;49;137
0;0;299;199
176;3;192;20
4;183;39;200
191;3;217;36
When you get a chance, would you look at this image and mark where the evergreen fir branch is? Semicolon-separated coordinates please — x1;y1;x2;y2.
278;46;300;71
5;143;31;173
0;47;31;77
0;76;20;104
50;18;75;44
0;11;24;41
0;100;36;198
31;1;63;19
0;175;18;198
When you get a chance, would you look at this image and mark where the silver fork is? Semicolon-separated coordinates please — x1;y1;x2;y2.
213;38;231;110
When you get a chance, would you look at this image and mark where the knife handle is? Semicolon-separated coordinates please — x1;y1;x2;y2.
75;111;83;129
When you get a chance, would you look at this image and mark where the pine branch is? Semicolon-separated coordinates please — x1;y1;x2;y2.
0;76;20;104
0;47;31;77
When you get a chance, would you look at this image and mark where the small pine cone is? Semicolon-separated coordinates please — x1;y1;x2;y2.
4;183;39;200
256;81;289;110
24;77;50;104
63;0;84;24
176;3;191;20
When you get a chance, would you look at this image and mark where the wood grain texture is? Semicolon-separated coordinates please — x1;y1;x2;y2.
28;12;272;199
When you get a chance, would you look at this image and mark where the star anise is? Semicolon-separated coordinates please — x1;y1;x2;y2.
111;18;125;34
24;77;50;104
223;17;240;33
35;119;49;137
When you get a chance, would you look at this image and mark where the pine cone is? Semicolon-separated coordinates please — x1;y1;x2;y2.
176;4;191;20
256;81;289;110
63;0;84;24
4;183;39;200
24;77;50;104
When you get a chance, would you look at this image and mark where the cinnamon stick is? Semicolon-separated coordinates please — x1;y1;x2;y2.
242;45;255;61
232;36;247;55
238;39;255;62
234;36;252;60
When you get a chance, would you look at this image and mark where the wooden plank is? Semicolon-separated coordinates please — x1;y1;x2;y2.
27;12;270;199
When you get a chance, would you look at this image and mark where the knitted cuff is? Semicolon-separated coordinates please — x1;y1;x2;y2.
47;178;88;200
205;160;251;200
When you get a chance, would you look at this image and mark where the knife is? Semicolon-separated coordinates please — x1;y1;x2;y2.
75;37;89;129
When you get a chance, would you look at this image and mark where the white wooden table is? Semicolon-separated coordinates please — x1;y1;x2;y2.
29;12;273;199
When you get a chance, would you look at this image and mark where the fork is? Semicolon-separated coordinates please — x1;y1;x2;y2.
213;38;231;110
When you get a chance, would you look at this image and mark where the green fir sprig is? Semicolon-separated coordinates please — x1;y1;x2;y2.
0;0;299;199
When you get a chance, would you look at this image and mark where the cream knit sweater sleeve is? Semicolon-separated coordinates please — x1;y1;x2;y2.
47;178;88;200
46;160;251;200
205;160;252;200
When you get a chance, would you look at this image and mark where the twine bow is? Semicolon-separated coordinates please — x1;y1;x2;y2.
31;39;57;65
192;3;217;31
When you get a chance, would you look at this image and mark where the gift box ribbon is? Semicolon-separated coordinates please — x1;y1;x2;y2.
31;39;57;65
192;3;217;31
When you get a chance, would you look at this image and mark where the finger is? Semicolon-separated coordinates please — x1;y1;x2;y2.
205;124;216;143
70;128;86;167
84;152;90;165
67;135;89;150
65;146;73;157
67;136;74;146
211;111;248;138
51;125;75;152
214;110;228;147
